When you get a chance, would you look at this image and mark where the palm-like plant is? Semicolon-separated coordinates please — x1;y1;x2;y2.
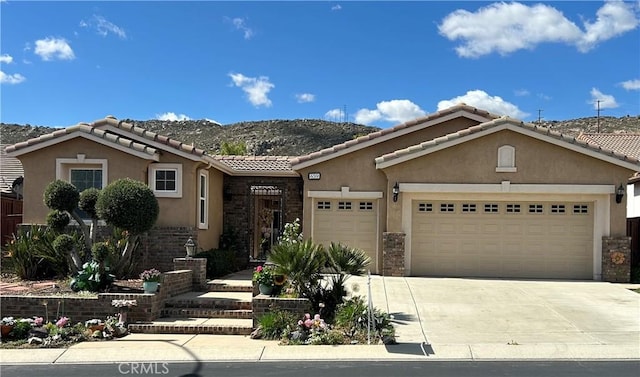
268;239;325;295
326;242;371;276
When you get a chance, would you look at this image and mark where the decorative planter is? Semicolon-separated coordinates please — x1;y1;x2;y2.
258;283;273;296
143;281;159;293
1;325;13;338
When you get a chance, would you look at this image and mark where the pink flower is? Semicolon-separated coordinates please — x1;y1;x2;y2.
56;316;69;328
314;314;321;321
256;266;263;272
34;317;43;326
304;319;313;328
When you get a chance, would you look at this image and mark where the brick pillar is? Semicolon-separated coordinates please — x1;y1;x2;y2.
383;232;406;277
602;236;631;283
173;257;207;290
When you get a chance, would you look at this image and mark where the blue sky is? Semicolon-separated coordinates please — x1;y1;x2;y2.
1;1;639;128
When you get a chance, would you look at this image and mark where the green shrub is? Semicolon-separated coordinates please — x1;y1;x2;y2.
96;178;159;234
91;242;110;263
6;226;60;279
104;229;140;279
70;261;114;292
195;248;237;278
334;296;396;344
43;179;79;212
46;210;70;233
78;188;100;219
257;307;298;340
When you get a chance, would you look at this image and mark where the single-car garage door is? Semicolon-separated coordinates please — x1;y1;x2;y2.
312;199;378;268
411;200;593;279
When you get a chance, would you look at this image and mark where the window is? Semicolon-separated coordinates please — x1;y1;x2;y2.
198;170;208;229
506;204;521;213
462;203;476;213
573;204;589;214
359;202;373;211
338;201;352;210
440;203;455;213
70;169;102;192
418;203;433;212
496;145;517;172
484;204;499;213
149;163;182;198
528;204;544;213
317;201;331;210
551;204;566;214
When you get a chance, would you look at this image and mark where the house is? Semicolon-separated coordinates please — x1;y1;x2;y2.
6;105;639;281
1;144;24;245
4;117;303;271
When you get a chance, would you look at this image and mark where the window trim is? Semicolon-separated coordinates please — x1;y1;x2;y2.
149;163;182;198
198;170;209;229
56;155;108;189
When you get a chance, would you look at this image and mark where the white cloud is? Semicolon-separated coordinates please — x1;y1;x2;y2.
296;93;315;103
620;79;640;90
331;4;342;11
589;88;619;109
0;54;14;64
438;1;638;58
79;15;127;39
0;71;26;84
324;108;346;122
230;17;255;40
437;90;529;119
355;99;426;125
156;112;191;121
34;37;75;61
228;73;274;107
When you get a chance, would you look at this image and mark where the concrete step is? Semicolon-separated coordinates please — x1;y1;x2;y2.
164;291;253;311
161;308;253;319
129;317;253;335
207;281;253;293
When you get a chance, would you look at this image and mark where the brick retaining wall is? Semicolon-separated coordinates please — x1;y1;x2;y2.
602;236;632;283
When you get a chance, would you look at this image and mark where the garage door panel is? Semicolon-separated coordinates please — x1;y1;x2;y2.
411;200;593;279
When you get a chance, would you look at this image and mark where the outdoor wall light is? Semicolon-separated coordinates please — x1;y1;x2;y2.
392;182;400;202
184;237;196;258
615;184;625;204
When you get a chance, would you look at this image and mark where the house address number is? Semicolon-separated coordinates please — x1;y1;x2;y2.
308;172;321;180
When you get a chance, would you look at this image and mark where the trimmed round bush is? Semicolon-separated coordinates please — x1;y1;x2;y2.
91;242;110;263
52;234;76;254
43;179;79;212
79;187;101;219
96;178;159;234
46;210;70;233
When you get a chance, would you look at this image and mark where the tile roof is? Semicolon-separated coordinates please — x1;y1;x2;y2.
290;104;501;168
576;133;640;160
4;116;299;177
212;155;297;176
0;145;24;193
375;117;640;170
5;123;160;158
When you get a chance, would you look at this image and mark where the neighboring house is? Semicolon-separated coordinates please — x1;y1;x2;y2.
576;133;640;218
5;105;639;281
0;144;24;245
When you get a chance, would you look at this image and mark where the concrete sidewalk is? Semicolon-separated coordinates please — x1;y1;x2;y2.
2;275;639;363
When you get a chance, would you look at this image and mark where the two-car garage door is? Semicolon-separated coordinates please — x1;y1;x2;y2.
411;200;594;279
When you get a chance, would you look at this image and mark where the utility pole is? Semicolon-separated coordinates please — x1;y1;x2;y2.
343;105;347;123
537;109;543;124
596;100;601;133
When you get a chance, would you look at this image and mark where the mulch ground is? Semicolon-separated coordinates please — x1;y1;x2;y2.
0;273;144;296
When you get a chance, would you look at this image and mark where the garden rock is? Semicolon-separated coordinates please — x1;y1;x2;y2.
249;327;262;339
27;336;43;345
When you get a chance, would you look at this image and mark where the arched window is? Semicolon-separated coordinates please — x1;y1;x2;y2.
496;145;517;172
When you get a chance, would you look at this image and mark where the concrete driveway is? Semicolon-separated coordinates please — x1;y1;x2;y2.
350;275;640;359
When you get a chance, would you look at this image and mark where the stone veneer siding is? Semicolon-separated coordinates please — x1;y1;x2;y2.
223;175;303;268
252;296;312;328
602;236;632;283
383;232;406;277
0;270;194;323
